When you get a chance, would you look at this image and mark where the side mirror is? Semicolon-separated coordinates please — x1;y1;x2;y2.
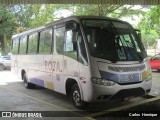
72;31;78;42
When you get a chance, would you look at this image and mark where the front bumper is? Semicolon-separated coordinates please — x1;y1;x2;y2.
91;80;152;101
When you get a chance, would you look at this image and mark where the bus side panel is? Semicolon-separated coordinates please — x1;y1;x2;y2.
79;63;93;102
25;55;44;86
52;54;66;94
42;54;54;90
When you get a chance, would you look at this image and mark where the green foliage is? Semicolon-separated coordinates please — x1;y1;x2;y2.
138;6;160;49
0;5;16;36
11;4;57;31
54;4;145;19
141;30;159;49
0;5;16;54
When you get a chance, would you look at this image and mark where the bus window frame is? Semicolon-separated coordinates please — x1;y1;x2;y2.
27;32;38;55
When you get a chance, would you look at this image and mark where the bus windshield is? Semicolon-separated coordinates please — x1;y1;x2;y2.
82;19;147;62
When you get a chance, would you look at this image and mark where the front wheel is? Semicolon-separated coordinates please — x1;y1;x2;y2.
71;83;87;109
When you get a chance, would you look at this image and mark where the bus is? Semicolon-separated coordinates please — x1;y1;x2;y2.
11;16;152;109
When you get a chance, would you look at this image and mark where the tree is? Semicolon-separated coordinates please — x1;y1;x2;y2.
0;5;16;55
139;6;160;32
138;6;160;49
141;30;159;49
56;4;145;19
11;4;57;31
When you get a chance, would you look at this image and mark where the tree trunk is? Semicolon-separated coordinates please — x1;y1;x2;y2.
1;34;8;55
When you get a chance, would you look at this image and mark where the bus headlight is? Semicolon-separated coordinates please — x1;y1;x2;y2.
91;77;116;86
144;75;152;82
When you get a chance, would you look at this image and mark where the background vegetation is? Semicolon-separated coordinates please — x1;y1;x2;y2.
0;4;159;55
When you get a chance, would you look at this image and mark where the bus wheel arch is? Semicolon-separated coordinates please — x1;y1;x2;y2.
65;79;87;109
65;79;77;96
22;70;36;89
21;69;25;80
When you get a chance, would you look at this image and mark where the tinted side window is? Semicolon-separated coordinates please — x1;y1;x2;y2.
28;33;38;54
56;27;65;54
44;29;52;53
39;29;52;54
19;36;27;54
12;38;19;54
39;31;45;54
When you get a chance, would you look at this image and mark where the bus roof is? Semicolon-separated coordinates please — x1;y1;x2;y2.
12;16;125;39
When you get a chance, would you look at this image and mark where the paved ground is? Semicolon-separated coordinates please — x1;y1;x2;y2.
0;70;160;120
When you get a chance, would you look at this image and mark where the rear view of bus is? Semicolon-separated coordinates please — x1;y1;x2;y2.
80;17;152;104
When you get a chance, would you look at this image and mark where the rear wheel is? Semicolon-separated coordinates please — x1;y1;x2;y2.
23;73;36;89
0;64;4;71
71;83;87;109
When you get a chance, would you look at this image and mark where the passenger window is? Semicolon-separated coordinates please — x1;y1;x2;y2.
39;28;52;54
56;27;65;54
28;33;38;54
44;29;52;53
39;31;45;53
19;36;27;54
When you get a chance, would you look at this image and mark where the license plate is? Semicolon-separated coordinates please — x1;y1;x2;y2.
119;74;140;83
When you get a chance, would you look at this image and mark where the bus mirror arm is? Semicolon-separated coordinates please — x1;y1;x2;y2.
72;31;78;42
137;33;141;40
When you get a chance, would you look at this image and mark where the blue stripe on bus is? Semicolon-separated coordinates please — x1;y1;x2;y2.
30;78;45;87
99;70;140;84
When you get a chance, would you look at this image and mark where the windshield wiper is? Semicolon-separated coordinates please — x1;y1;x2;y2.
125;40;143;62
134;51;143;62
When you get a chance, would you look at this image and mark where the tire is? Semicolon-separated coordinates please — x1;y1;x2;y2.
23;73;36;89
71;83;87;109
0;64;5;71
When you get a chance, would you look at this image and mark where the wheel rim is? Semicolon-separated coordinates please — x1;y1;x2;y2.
73;90;80;103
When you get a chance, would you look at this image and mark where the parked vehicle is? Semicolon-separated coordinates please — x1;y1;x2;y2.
11;16;152;109
0;56;11;71
149;54;160;71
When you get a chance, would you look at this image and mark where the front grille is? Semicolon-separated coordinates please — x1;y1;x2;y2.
108;64;145;72
110;87;145;100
